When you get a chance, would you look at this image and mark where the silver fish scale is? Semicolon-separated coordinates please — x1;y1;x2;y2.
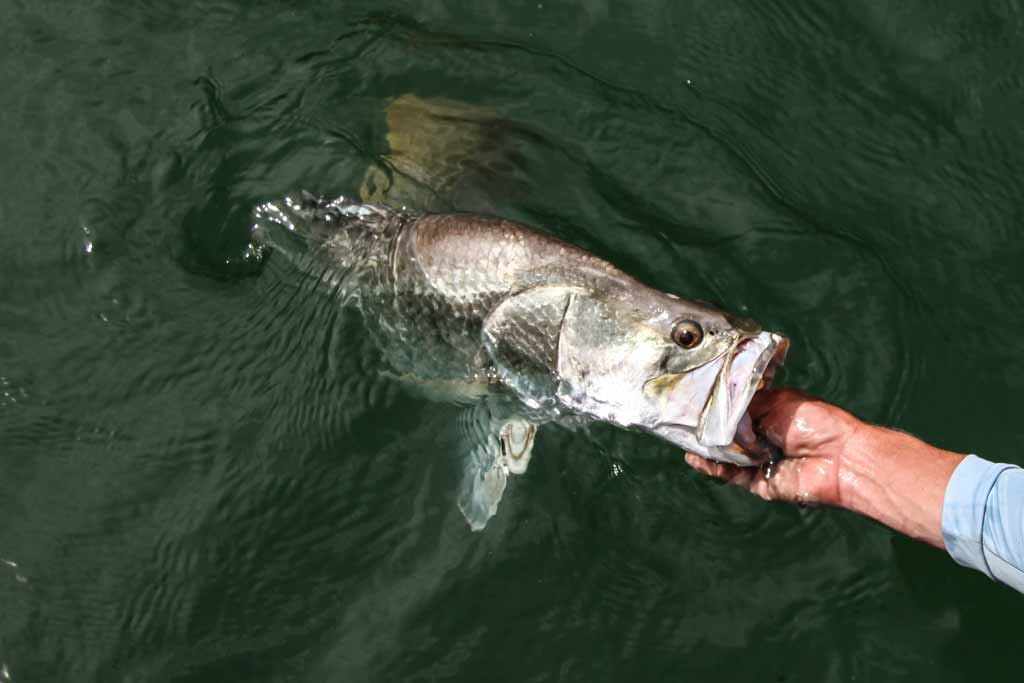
258;194;752;389
284;201;630;386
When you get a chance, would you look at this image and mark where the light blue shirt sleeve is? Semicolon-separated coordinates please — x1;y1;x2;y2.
942;454;1024;593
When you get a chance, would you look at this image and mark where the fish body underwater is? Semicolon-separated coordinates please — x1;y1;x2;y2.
251;193;787;530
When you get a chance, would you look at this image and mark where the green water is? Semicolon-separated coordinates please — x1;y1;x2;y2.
2;1;1022;681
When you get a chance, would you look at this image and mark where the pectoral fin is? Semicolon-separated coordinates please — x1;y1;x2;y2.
456;406;538;531
458;439;508;531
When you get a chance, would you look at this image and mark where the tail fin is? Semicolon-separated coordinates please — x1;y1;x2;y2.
358;94;506;212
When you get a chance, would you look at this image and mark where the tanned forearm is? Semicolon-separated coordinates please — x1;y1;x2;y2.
838;423;966;548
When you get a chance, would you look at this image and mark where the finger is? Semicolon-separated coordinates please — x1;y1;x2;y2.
684;452;739;480
747;387;809;420
748;388;818;451
684;452;730;477
751;457;831;506
722;464;757;490
746;459;802;502
685;453;757;491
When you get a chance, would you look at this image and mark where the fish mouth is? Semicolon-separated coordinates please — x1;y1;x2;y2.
647;331;788;466
695;331;788;464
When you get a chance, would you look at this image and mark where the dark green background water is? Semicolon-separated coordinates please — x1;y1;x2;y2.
2;1;1023;681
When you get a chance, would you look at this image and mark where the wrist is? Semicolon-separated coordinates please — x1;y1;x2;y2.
834;418;965;546
835;421;883;514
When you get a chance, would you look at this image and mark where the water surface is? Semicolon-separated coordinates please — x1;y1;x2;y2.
1;1;1023;681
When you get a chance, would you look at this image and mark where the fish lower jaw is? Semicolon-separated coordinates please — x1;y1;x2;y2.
647;423;756;466
701;443;765;467
654;414;772;467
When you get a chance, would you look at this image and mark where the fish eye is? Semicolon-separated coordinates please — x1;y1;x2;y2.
671;320;704;349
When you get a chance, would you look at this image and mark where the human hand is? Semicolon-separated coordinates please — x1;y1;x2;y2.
684;388;863;507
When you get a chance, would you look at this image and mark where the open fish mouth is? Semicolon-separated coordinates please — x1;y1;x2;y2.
650;331;788;466
698;332;788;449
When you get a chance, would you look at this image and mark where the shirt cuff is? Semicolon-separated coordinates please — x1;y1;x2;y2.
941;454;1018;578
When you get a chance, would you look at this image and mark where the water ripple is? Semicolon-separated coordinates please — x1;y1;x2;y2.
1;1;1021;680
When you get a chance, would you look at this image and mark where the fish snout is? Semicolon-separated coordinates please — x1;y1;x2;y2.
691;331;788;462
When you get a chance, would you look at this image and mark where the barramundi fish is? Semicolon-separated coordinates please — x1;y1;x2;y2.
251;193;787;530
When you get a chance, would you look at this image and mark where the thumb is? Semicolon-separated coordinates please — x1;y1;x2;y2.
747;388;813;449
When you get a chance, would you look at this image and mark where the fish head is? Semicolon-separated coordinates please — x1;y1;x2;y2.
556;291;787;465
